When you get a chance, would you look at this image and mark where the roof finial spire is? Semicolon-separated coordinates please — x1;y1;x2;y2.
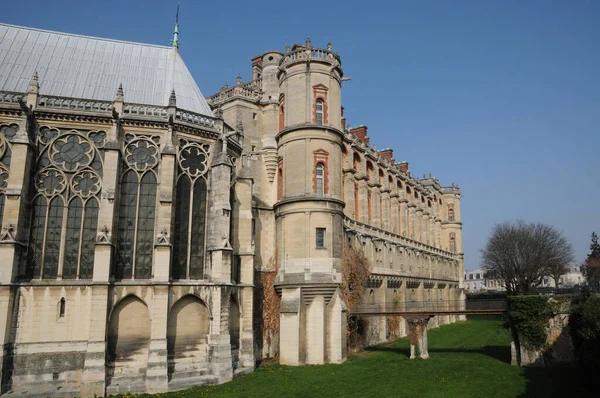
171;3;180;49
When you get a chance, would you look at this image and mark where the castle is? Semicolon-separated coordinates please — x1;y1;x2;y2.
0;22;463;396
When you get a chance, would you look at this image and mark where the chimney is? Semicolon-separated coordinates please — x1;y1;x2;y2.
350;125;369;145
380;148;394;162
398;161;409;173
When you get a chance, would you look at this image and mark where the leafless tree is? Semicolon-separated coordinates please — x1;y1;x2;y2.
481;220;574;295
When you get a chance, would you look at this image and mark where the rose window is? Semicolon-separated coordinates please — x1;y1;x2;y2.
50;135;93;171
125;140;158;171
71;170;101;198
180;145;208;178
35;168;67;196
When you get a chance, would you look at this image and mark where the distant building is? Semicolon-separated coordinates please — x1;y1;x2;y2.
464;268;504;292
541;265;584;288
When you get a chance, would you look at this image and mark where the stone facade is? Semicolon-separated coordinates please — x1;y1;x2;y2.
0;26;464;396
208;38;464;363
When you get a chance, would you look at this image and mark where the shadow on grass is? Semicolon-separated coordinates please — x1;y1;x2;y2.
518;366;593;398
366;345;511;364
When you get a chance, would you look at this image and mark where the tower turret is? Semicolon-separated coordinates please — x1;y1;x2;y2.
274;39;347;365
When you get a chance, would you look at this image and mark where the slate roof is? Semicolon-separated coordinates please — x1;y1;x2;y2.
0;23;212;116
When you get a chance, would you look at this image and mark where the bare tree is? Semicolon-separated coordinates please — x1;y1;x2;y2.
481;220;574;295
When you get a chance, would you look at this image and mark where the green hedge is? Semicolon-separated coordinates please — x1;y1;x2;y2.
569;295;600;371
506;296;552;351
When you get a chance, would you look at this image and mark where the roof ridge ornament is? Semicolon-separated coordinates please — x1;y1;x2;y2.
28;72;39;94
115;83;124;102
168;89;177;107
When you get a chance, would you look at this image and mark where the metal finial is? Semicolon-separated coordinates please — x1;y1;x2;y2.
171;4;180;48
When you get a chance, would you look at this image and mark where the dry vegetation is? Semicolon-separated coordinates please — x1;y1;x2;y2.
259;252;280;350
341;242;372;351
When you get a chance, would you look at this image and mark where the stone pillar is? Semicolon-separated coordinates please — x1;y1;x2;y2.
408;204;416;239
400;201;408;236
305;296;325;364
326;291;347;363
209;288;233;383
280;287;301;365
357;179;369;224
406;315;430;360
435;219;442;248
370;184;381;227
381;190;390;231
415;208;423;242
0;116;34;393
235;172;255;368
343;171;356;218
206;145;233;283
390;194;399;234
145;286;169;391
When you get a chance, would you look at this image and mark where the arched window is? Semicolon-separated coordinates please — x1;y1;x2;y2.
449;233;456;253
369;290;375;305
448;208;454;222
172;140;211;280
28;127;105;280
115;135;159;280
58;297;66;318
315;163;324;197
315;99;324;125
0;124;16;228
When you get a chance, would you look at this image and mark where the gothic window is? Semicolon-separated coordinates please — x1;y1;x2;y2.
448;208;454;222
0;124;16;228
28;127;105;279
115;134;159;280
172;139;210;280
315;163;324;197
449;233;456;253
315;99;324;125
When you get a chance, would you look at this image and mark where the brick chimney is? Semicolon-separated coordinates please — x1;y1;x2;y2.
380;148;394;162
350;125;369;145
398;161;409;173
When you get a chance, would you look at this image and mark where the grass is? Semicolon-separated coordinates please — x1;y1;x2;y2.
116;316;587;398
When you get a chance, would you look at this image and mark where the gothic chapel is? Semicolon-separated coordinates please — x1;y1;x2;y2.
0;20;463;397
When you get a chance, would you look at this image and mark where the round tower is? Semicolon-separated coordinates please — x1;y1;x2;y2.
274;38;347;365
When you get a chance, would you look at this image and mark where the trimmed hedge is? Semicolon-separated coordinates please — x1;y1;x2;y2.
569;295;600;371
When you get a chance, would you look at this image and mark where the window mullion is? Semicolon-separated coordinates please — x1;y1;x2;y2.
132;173;141;279
76;202;86;279
56;195;70;279
186;179;194;279
39;200;51;279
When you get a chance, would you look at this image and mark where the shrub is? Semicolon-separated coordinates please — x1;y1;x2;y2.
569;295;600;372
506;296;552;351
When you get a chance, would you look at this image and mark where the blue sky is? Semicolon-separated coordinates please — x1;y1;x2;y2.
3;0;599;270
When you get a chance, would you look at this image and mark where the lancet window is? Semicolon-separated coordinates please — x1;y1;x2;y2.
172;138;211;280
28;127;105;279
114;134;159;280
0;124;16;228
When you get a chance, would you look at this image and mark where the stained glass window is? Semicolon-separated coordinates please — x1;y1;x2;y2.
115;171;139;280
26;128;104;280
114;136;159;280
172;140;209;280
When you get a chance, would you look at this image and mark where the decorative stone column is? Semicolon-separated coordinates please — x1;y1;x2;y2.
408;204;416;239
406;315;431;359
380;188;390;231
390;192;399;234
356;178;369;224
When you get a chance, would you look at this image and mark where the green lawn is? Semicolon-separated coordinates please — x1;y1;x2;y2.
119;316;587;398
